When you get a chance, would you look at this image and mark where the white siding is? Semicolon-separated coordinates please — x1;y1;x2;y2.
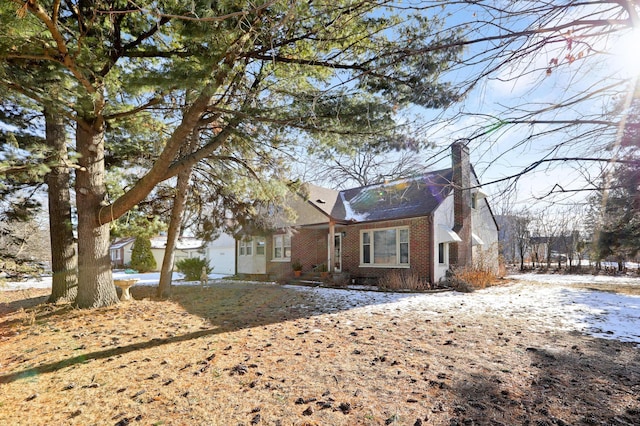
237;236;267;275
471;191;500;273
432;194;456;282
205;233;236;275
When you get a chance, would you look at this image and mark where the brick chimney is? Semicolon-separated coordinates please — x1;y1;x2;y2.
450;140;472;268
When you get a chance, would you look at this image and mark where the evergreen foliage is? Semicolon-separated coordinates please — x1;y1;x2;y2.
0;0;465;307
594;158;640;263
175;257;211;281
130;237;157;273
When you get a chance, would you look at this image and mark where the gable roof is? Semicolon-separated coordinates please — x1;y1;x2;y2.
306;168;454;223
110;237;135;250
304;183;341;217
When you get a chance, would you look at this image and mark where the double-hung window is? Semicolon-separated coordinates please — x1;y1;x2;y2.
273;234;291;260
239;239;252;256
361;227;409;267
255;238;265;255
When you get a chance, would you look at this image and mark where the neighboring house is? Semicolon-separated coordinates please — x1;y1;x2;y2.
237;142;500;283
111;234;235;273
150;236;206;272
204;233;236;275
529;234;583;267
109;237;135;269
495;215;519;264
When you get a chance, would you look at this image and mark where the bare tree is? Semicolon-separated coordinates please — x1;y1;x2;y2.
512;209;532;271
415;1;640;202
305;148;429;189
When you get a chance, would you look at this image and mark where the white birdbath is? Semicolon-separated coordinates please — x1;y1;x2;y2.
114;278;138;301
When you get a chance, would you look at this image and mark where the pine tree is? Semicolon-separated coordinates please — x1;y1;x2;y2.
595;158;640;267
130;237;157;273
1;1;463;307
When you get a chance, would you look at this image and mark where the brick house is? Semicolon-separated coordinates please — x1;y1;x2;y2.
237;142;499;283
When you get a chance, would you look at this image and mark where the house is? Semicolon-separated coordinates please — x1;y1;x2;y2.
110;233;236;274
150;236;206;271
237;142;500;284
109;237;135;269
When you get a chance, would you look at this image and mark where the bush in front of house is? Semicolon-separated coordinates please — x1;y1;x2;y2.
130;236;157;273
447;266;498;292
378;270;429;291
176;257;212;281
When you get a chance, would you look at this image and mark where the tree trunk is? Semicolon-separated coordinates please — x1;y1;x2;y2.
157;131;198;298
157;169;192;298
74;120;119;308
45;109;78;303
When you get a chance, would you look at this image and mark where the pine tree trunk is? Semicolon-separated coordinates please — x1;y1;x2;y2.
45;109;78;303
157;134;197;298
156;169;191;298
74;120;119;308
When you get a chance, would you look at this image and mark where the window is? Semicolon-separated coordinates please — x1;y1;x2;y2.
273;234;291;260
361;227;409;267
255;238;265;255
239;239;252;256
438;243;446;264
111;249;121;261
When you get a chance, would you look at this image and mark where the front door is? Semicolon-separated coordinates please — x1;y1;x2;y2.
328;233;342;273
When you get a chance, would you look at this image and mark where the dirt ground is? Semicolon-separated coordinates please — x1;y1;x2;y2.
0;281;639;426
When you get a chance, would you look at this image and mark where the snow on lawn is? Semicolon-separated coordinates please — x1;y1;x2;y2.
0;271;228;291
2;272;639;345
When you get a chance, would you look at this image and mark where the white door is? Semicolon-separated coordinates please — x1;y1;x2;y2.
328;233;342;273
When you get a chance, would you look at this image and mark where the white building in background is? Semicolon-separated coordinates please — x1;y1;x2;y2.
110;234;236;275
204;233;236;275
150;236;206;271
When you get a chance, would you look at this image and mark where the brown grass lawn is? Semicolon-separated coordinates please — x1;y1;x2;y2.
1;281;639;426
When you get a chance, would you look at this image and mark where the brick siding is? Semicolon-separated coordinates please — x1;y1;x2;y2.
278;216;433;282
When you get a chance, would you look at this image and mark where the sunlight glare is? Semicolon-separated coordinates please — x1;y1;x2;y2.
611;28;640;77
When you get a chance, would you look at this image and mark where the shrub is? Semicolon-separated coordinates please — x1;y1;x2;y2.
130;236;157;273
331;272;350;287
378;270;429;291
291;259;303;271
447;266;498;292
176;257;212;281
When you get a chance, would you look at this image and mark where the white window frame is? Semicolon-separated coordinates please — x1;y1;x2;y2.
255;237;265;255
272;233;291;261
111;249;121;261
360;226;410;268
438;242;448;265
239;239;253;256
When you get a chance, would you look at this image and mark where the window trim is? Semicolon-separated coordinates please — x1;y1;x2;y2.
239;239;253;256
359;226;410;268
255;237;266;256
111;249;121;261
438;242;447;265
272;233;291;262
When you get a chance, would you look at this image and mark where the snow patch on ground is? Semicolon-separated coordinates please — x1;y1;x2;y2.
2;272;639;345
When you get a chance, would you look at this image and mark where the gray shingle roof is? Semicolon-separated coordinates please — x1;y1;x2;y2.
308;168;454;223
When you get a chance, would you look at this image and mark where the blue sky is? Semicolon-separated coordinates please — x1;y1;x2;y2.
406;2;640;211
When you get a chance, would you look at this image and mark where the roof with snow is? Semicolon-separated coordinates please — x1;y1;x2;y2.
109;237;135;250
150;236;205;250
305;168;454;223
